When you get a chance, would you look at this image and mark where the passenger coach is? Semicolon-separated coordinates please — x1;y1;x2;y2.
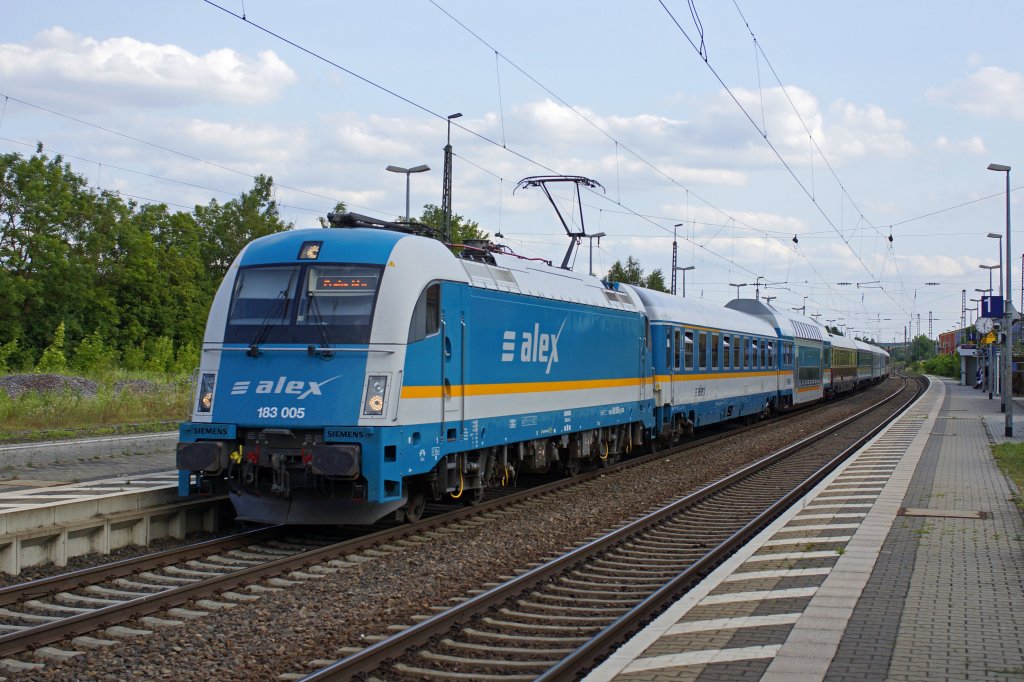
626;287;782;443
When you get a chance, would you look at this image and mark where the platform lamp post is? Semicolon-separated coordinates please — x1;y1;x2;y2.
586;232;606;277
988;163;1012;436
386;164;431;223
675;265;695;297
729;282;747;299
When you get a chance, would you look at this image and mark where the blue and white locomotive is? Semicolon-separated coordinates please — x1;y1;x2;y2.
177;211;889;526
178;216;654;524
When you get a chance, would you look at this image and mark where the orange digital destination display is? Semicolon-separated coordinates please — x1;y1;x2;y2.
316;276;371;290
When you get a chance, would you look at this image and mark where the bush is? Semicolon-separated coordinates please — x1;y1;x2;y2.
72;331;118;375
145;336;175;374
172;341;200;376
0;338;19;373
920;353;958;378
35;322;68;373
121;346;146;372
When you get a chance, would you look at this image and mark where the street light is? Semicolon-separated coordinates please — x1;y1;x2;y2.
675;265;695;297
586;232;606;277
988;162;1012;436
980;265;1000;295
386;164;431;223
754;276;765;300
729;282;747;298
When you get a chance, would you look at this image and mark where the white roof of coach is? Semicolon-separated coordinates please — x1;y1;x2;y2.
853;339;890;358
623;286;778;336
458;252;645;312
828;332;859;351
725;299;826;342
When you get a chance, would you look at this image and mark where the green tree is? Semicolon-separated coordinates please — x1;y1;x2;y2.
319;201;348;228
0;148;97;357
606;256;644;285
193;174;292;280
643;269;669;293
910;334;935;362
416;204;487;244
605;256;669;292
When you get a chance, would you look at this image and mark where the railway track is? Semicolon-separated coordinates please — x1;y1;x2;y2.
0;380;899;672
300;375;925;681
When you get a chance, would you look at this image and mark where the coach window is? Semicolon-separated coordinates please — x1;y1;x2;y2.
751;338;759;368
407;283;441;343
760;339;767;367
698;332;707;370
711;333;720;369
723;335;731;369
684;331;694;370
674;329;683;370
666;331;672;368
733;336;741;369
767;341;775;368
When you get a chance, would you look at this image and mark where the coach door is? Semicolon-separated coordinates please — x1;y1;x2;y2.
439;283;465;442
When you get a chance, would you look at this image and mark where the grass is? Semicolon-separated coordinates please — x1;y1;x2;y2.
992;442;1024;511
0;372;191;444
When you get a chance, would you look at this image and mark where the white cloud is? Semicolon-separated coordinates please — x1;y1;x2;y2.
896;254;980;278
183;119;305;169
934;135;986;154
0;27;296;106
926;66;1024;119
689;87;911;163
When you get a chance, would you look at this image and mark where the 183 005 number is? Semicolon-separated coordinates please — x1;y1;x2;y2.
257;407;305;419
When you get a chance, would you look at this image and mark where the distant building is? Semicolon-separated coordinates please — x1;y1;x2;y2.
938;330;958;355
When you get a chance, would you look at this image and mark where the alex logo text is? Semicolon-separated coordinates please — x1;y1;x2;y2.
501;321;565;374
231;375;341;400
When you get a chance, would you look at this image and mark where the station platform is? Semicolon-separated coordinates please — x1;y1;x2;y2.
586;376;1024;681
0;431;176;490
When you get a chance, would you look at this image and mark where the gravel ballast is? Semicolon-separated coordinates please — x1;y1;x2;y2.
29;379;906;681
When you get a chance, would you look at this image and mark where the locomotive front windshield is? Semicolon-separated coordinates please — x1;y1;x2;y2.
225;263;383;345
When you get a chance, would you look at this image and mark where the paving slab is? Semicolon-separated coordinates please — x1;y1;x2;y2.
585;377;1024;681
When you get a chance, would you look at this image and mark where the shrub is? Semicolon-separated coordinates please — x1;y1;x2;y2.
172;341;200;376
36;322;68;373
921;353;958;378
145;336;175;374
72;331;118;375
0;338;19;373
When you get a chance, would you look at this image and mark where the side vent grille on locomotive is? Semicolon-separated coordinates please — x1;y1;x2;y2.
603;290;631;306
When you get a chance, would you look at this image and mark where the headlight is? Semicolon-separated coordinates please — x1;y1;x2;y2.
362;375;388;415
197;373;216;413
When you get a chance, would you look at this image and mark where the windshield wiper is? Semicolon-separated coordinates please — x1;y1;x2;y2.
305;289;333;357
247;272;296;357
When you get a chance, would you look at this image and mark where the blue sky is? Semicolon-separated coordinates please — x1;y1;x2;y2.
3;0;1022;343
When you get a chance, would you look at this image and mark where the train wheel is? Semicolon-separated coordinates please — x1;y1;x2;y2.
463;487;485;506
563;456;581;477
401;485;426;523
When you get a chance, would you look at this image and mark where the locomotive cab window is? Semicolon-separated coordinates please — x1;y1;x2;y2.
297;265;382;342
227;265;299;326
225;263;383;345
408;284;441;343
